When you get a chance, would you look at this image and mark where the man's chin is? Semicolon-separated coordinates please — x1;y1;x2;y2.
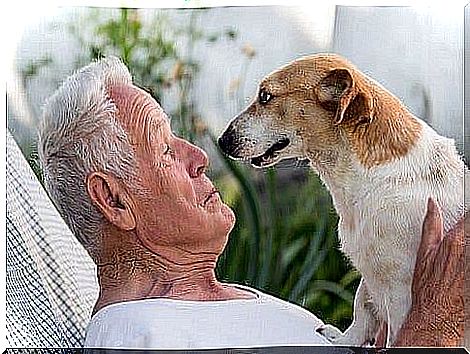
209;207;235;254
212;204;235;237
222;205;236;231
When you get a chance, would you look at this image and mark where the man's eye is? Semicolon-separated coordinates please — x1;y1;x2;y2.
259;89;272;104
164;144;174;156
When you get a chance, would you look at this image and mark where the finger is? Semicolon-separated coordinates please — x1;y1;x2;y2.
413;198;444;289
440;218;465;276
417;198;444;262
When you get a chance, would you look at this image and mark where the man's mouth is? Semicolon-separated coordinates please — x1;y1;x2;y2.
251;138;290;168
202;189;220;206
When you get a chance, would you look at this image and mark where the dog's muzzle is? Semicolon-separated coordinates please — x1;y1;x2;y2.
218;127;244;158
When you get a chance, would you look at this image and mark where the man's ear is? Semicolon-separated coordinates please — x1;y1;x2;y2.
86;172;136;231
316;68;372;125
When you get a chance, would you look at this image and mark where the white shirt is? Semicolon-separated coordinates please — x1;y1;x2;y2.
84;285;333;349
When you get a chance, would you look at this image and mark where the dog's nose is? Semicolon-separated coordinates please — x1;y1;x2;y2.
218;128;240;157
218;130;235;154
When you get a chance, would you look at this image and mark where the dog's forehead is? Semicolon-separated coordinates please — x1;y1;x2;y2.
262;65;316;93
262;55;352;92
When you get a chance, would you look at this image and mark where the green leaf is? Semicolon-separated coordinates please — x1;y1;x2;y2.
340;269;361;288
310;280;354;304
280;237;307;269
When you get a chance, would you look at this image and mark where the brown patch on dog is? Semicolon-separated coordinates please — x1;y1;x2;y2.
341;81;422;167
308;54;422;168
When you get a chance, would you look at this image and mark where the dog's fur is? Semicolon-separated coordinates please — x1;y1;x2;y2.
218;53;468;346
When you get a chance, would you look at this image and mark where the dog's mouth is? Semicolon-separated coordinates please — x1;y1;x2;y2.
251;138;291;168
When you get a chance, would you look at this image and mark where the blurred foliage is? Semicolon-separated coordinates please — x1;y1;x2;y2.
21;7;359;331
20;56;53;88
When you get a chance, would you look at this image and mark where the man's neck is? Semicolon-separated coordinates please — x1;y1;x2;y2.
93;240;254;316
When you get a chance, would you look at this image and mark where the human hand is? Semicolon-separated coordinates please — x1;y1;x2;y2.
393;198;464;346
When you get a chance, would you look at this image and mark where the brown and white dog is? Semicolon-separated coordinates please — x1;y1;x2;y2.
218;53;468;346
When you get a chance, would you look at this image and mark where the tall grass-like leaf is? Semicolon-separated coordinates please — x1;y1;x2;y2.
289;217;327;301
280;238;307;270
340;269;361;288
310;279;354;303
289;246;328;302
257;168;278;287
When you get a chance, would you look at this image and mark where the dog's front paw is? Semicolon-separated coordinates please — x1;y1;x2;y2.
316;325;371;346
316;324;344;343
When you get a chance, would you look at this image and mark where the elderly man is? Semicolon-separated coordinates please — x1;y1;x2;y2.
38;57;464;349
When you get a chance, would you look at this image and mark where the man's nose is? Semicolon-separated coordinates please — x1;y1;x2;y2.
180;139;209;178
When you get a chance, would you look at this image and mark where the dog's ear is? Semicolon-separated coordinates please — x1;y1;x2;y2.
317;68;372;125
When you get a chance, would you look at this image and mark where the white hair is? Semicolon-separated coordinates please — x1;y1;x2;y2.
38;56;136;261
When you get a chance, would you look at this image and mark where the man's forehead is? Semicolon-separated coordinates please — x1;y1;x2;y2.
107;83;170;149
108;84;169;123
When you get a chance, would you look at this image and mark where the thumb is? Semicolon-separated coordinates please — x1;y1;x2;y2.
417;198;444;262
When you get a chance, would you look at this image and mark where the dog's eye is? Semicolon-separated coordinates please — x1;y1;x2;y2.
259;89;272;104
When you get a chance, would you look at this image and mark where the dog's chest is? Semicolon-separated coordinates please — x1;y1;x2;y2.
338;198;419;286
